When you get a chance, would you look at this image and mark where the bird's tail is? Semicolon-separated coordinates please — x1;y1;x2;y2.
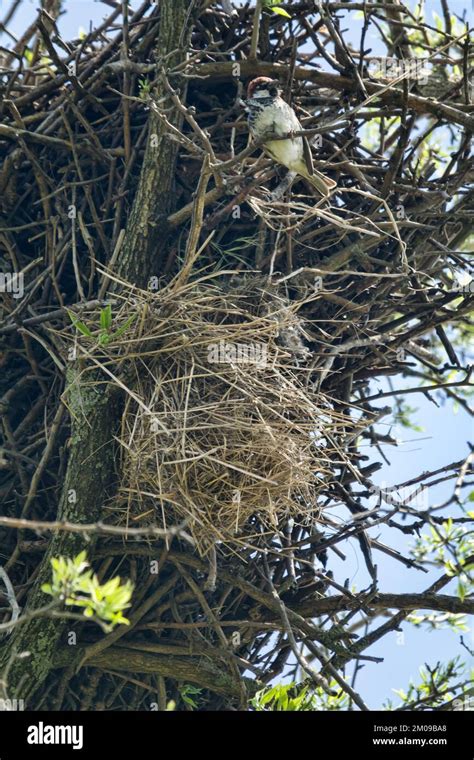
306;169;337;197
294;160;336;196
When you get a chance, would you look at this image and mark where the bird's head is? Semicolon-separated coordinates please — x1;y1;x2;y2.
246;77;281;100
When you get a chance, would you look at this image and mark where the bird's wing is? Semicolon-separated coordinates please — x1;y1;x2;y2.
302;134;314;177
284;102;313;175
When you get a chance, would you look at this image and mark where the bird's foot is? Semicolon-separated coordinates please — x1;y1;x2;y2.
271;172;296;200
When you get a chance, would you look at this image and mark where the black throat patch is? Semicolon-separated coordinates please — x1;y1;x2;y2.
246;96;276;128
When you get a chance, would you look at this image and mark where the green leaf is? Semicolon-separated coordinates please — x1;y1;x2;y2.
45;553;134;629
108;314;137;341
76;321;93;337
100;304;112;331
271;6;291;17
67;311;93;337
74;551;88;569
180;684;202;709
260;686;278;704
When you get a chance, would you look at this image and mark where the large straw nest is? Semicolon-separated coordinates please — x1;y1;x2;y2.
63;274;352;554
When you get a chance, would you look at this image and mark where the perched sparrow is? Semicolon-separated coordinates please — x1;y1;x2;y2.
246;77;336;197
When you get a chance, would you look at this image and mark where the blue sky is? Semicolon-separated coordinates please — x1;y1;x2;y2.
2;0;472;709
3;0;472;41
331;383;473;707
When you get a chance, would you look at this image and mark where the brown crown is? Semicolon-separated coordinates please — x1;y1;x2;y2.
247;77;279;98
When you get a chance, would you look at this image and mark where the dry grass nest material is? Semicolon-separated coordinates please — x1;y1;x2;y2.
65;274;352;554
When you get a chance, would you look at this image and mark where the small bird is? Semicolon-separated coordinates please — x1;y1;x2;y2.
246;77;336;197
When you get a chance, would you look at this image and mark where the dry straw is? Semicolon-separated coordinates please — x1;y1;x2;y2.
61;272;352;555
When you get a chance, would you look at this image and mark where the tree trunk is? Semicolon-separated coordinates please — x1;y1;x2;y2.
0;0;195;704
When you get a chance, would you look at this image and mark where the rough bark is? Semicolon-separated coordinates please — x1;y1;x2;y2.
53;646;257;699
115;2;193;286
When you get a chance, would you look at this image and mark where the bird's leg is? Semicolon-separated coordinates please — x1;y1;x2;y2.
271;171;296;200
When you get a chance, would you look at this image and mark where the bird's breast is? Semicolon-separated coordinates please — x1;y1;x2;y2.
247;98;304;170
248;99;298;136
264;137;304;169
